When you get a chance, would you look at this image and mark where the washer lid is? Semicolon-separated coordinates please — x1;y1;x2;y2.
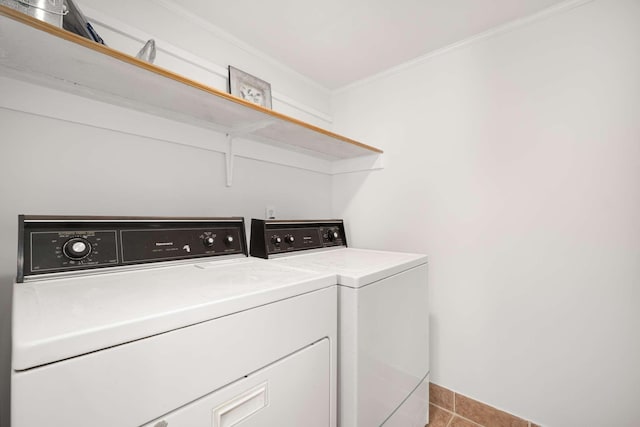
12;258;335;371
270;248;427;288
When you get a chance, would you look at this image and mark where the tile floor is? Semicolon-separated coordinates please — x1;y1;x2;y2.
426;383;541;427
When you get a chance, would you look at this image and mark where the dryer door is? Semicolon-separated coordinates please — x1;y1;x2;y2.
144;338;331;427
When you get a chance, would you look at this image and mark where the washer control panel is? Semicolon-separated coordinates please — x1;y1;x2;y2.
17;216;247;282
250;219;346;259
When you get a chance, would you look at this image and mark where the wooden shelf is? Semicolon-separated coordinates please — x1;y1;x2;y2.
0;5;383;164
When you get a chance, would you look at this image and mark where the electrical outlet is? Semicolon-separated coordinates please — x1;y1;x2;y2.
265;206;276;219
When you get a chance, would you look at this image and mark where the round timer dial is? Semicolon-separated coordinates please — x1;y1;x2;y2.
62;237;92;260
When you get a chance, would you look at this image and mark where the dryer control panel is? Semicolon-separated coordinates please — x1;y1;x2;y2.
250;219;346;259
17;215;247;282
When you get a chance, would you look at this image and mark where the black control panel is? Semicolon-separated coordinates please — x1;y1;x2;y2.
17;216;247;282
250;219;346;259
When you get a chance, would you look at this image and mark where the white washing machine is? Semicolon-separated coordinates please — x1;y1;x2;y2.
250;219;430;427
12;216;338;427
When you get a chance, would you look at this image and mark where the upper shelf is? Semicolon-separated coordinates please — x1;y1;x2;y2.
0;6;382;160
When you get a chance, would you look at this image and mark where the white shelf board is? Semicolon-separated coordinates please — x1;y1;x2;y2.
0;6;383;166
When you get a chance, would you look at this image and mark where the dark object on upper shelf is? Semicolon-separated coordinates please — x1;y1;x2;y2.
62;0;104;44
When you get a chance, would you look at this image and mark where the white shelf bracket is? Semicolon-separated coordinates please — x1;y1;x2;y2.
224;120;275;186
225;133;234;187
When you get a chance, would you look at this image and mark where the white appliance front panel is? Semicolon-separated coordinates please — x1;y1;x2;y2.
382;375;430;427
12;286;337;427
143;339;331;427
13;258;335;370
339;264;429;427
271;247;427;288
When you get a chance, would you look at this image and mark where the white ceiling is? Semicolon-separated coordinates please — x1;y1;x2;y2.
170;0;570;90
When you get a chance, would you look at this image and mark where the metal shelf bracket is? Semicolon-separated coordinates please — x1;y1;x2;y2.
225;133;234;187
224;120;275;187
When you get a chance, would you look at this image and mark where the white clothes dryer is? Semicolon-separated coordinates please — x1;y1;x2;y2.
250;219;430;427
12;216;338;427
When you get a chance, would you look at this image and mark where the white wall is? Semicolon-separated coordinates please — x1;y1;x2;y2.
331;0;640;426
0;2;336;425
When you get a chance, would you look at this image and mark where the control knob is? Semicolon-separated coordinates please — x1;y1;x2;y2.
203;236;215;247
271;235;282;245
62;237;92;260
284;235;295;244
224;235;234;246
327;230;339;241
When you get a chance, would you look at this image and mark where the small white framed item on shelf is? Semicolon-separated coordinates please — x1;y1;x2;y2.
228;65;272;109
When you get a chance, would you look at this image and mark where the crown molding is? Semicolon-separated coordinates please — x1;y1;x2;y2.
334;0;596;94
